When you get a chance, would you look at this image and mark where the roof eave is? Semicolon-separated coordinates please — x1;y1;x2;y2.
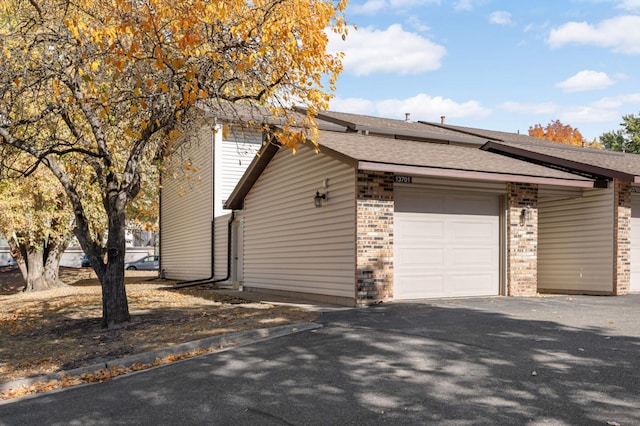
481;141;637;182
359;161;595;188
224;135;359;210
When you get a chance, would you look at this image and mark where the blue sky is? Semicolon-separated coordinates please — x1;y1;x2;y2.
326;0;640;141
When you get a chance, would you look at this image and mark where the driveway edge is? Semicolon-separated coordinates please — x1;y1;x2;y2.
1;322;322;394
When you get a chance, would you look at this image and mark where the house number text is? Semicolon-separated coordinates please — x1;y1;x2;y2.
395;176;412;183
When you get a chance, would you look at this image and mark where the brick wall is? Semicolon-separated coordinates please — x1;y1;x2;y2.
356;171;394;305
613;178;631;295
507;182;538;296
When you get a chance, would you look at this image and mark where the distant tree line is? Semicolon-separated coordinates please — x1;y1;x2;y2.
529;113;640;154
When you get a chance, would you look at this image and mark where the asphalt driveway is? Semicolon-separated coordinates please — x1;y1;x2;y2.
1;295;639;425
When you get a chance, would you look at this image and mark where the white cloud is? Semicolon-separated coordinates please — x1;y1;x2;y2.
351;0;387;14
489;11;513;26
351;0;439;15
547;15;640;55
556;70;614;93
327;24;446;76
330;93;491;121
453;0;485;12
406;16;431;32
591;93;640;109
559;106;620;124
499;101;558;115
617;0;640;11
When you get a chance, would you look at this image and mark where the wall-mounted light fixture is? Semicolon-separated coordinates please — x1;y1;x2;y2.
314;191;327;208
520;205;533;224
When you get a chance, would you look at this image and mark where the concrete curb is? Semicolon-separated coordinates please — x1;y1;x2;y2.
1;322;322;394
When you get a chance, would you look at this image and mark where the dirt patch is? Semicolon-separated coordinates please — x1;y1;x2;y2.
0;266;318;394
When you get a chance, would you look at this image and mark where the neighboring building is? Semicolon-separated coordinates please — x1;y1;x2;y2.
163;107;640;305
159;104;264;283
0;227;155;268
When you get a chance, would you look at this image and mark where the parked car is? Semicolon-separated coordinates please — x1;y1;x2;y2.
81;255;91;267
124;255;159;271
7;258;17;267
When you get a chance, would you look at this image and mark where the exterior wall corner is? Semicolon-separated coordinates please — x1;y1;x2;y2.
614;178;631;295
507;182;538;297
356;171;394;306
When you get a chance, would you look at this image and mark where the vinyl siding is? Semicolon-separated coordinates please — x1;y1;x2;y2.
401;176;507;194
538;184;583;201
241;145;356;298
213;213;231;281
161;122;262;281
160;123;213;280
214;127;262;216
538;187;614;293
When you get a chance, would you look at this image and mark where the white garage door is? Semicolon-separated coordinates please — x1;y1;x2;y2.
630;196;640;292
394;189;500;299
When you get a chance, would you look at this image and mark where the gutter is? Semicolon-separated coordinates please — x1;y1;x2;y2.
173;211;235;289
173;121;235;289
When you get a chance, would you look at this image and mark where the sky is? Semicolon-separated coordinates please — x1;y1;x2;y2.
325;0;640;141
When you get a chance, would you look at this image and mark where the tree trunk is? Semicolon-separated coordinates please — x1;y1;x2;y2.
9;235;66;291
24;248;48;291
98;203;131;328
43;235;69;287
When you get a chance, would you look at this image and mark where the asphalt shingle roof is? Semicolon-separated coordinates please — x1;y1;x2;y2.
483;139;640;179
317;130;592;182
313;110;490;145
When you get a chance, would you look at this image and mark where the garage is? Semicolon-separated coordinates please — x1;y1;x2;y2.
631;195;640;293
394;188;500;299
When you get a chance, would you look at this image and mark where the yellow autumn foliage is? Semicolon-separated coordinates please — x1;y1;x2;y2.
0;0;347;322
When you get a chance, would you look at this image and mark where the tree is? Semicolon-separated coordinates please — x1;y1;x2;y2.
0;162;73;291
0;0;347;327
529;120;585;146
599;113;640;153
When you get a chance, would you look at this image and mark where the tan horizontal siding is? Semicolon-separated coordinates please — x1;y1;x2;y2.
241;145;356;299
404;176;507;194
219;130;261;205
213;214;231;282
538;187;614;293
161;123;213;280
539;184;583;201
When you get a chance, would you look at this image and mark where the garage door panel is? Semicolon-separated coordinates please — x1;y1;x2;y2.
451;247;495;266
450;273;495;296
451;221;495;240
394;189;500;299
397;248;444;266
398;275;445;299
397;215;444;240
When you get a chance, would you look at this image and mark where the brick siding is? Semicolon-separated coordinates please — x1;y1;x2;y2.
507;182;538;296
356;171;394;305
614;178;631;295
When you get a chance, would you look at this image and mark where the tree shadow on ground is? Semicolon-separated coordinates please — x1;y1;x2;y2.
2;296;638;424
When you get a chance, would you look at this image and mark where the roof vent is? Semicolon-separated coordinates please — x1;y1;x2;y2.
440;116;446;124
405;113;411;122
